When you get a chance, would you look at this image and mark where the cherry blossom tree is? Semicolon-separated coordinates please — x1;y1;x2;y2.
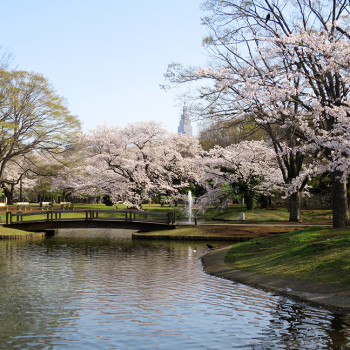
196;140;283;211
48;162;99;202
1;157;33;203
167;46;308;220
165;0;350;227
1;150;81;203
73;122;203;209
263;29;350;227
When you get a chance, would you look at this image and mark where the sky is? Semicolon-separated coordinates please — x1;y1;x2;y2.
0;1;210;135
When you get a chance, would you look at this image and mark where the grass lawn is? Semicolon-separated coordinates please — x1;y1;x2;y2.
2;202;333;223
0;225;37;236
135;204;332;224
0;203;332;238
225;227;350;287
206;206;332;223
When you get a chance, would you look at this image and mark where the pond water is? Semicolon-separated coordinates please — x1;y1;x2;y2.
0;229;349;349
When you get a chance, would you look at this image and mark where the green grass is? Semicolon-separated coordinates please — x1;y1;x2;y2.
3;202;333;223
225;227;350;286
0;203;333;243
141;204;331;223
8;205;326;224
212;207;291;221
0;226;37;236
209;206;332;222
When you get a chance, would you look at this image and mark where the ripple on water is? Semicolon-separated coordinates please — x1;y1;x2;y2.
0;229;349;349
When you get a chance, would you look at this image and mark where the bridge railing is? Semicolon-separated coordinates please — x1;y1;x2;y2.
6;209;176;226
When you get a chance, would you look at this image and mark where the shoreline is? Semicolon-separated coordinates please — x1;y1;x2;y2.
201;246;350;314
0;232;47;240
2;222;349;313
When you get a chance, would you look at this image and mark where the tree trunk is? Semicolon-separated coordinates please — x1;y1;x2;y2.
289;191;302;222
2;184;14;205
244;192;254;210
260;195;271;209
331;171;349;228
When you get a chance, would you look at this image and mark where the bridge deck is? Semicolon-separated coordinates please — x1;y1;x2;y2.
4;209;176;232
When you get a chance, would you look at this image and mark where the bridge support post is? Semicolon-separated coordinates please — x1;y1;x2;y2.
167;212;171;225
167;211;176;225
46;211;53;221
85;210;96;221
6;211;12;224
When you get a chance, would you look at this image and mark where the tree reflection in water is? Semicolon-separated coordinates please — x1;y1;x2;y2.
0;229;349;349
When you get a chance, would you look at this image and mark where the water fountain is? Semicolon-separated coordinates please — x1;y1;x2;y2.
186;190;193;224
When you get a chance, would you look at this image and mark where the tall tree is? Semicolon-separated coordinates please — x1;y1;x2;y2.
264;29;350;227
165;0;350;226
0;69;81;203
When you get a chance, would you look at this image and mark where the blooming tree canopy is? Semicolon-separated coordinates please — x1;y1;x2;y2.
71;122;203;209
196;140;283;211
165;0;350;227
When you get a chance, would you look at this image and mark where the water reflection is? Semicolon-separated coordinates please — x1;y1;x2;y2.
0;229;349;349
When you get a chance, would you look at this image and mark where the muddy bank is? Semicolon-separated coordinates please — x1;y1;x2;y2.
201;246;350;314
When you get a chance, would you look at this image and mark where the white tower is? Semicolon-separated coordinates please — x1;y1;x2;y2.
177;103;193;136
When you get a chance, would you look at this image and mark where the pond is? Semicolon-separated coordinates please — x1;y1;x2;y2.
0;229;349;349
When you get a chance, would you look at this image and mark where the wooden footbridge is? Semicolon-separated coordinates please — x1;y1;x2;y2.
4;209;176;232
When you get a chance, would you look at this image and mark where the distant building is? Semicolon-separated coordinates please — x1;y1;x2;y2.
177;103;193;136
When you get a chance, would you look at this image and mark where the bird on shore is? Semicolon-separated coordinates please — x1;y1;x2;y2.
207;243;215;250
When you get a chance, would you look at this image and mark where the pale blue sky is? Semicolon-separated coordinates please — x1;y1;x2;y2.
0;1;209;134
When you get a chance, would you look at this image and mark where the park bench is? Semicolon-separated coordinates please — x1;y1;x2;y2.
60;202;73;210
40;202;53;210
17;202;31;211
